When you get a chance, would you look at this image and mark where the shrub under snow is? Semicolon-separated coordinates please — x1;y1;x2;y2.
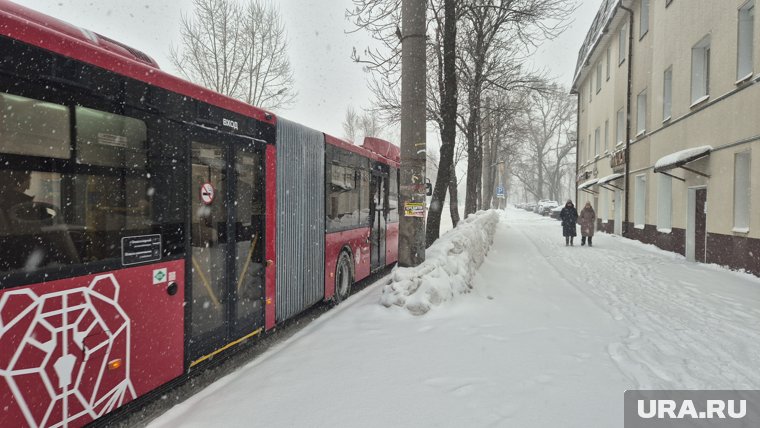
380;210;500;315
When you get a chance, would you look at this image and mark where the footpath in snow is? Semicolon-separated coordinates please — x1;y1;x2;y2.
149;207;760;428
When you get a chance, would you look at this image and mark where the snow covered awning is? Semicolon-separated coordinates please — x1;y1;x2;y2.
653;146;713;178
597;173;623;185
577;178;598;191
597;173;624;191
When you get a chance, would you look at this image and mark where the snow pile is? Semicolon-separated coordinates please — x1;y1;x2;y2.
380;210;500;315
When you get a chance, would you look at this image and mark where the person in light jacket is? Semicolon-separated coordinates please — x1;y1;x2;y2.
579;201;596;247
559;200;578;246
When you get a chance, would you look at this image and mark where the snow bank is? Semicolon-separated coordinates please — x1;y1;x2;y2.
380;210;500;315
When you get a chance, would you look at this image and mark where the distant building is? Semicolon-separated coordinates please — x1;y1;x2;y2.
572;0;759;275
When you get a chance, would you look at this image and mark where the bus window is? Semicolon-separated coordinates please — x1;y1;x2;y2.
0;92;71;159
388;167;399;223
75;106;148;167
327;163;361;230
359;169;371;226
0;93;165;279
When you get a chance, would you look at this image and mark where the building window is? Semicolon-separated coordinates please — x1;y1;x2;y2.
635;174;647;228
691;36;711;105
619;25;627;65
594;127;601;156
596;63;602;93
734;151;751;232
663;67;673;121
588;134;592;160
589;80;593;102
657;174;672;231
606;46;611;80
604;120;610;152
637;90;647;135
640;0;650;39
616;107;625;145
738;0;755;81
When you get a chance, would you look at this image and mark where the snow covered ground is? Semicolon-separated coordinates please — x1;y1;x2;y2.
148;207;760;427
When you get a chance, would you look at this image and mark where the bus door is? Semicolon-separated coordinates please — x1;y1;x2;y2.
189;138;266;362
369;167;388;271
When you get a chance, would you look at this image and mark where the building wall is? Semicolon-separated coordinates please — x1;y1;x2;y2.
573;0;760;275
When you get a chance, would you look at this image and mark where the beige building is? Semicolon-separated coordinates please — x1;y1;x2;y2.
572;0;760;276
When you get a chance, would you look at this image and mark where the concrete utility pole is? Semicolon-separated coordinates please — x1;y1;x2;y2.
398;0;427;267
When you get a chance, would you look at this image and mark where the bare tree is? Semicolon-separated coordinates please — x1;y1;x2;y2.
342;106;387;143
348;0;576;241
512;84;576;201
170;0;296;110
343;106;360;142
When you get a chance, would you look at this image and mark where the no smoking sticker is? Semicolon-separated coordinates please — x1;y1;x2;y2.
200;182;215;205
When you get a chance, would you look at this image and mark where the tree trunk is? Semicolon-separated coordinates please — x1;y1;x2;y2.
449;163;460;226
464;66;483;216
425;0;457;247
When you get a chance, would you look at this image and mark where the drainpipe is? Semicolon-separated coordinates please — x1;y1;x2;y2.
620;1;634;237
575;96;580;205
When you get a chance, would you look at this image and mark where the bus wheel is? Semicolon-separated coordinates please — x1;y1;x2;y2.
334;251;352;304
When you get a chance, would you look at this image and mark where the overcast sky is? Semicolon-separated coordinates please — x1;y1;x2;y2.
12;0;603;139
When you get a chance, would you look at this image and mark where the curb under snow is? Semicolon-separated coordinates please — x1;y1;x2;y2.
380;210;500;315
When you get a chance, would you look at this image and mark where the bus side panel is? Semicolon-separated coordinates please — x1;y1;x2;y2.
324;228;371;298
385;222;399;265
0;261;184;428
265;144;277;330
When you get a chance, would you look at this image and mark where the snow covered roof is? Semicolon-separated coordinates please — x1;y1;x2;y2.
653;146;713;173
577;178;599;190
597;173;624;185
571;0;621;92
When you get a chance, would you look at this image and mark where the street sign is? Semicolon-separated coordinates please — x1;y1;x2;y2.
496;186;505;199
200;182;215;205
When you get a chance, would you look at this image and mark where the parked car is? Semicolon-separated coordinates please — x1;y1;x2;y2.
533;200;548;213
525;202;537;211
540;201;559;216
535;199;553;214
550;205;563;219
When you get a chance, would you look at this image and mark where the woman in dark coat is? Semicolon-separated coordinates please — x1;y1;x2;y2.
579;201;596;247
559;200;578;246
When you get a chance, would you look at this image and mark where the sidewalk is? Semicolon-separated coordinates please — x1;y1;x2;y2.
148;208;760;428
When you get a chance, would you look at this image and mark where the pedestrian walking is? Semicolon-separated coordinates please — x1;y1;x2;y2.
579;202;596;247
559;200;578;246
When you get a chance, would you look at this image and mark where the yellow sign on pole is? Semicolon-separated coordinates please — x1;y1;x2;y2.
404;202;425;218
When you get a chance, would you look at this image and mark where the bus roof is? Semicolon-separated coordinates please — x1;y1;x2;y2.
0;0;276;125
324;134;400;167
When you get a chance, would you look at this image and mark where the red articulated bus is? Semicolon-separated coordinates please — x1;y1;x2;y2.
0;1;399;427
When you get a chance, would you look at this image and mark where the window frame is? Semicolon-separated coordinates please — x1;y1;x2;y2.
663;66;673;122
733;151;751;232
616;107;625;146
636;89;647;136
594;127;601;157
596;62;603;93
634;174;647;228
606;46;611;80
657;173;672;232
619;25;627;65
737;0;755;82
640;0;650;40
604;119;610;153
691;35;711;106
